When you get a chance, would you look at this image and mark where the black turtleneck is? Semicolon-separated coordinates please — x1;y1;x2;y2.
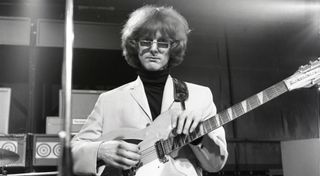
137;69;169;120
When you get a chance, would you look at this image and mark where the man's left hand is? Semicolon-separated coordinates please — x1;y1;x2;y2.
171;110;202;135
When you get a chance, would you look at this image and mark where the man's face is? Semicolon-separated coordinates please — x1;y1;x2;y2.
138;31;171;71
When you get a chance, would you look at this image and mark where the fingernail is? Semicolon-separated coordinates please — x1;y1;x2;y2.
172;128;177;135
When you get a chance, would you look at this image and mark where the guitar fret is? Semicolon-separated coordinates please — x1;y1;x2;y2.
232;103;245;118
265;87;276;100
213;115;222;128
267;85;278;99
227;108;234;120
189;130;196;141
241;101;248;113
180;135;186;145
247;95;260;110
276;82;287;93
262;91;269;103
257;92;263;104
219;110;230;124
169;137;175;150
184;134;189;143
220;113;229;124
192;127;200;140
203;120;212;132
200;123;206;134
162;140;170;154
208;116;220;130
172;137;179;149
264;82;287;101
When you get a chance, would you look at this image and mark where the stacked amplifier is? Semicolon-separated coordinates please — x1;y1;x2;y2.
46;89;103;134
31;134;61;166
0;134;27;167
0;90;103;168
0;134;60;167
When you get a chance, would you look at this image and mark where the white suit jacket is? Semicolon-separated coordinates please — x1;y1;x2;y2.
71;75;228;176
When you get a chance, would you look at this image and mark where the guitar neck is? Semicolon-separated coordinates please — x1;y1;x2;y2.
162;81;289;154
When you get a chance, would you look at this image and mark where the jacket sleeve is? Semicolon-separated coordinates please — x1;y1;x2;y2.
71;94;105;175
189;87;228;173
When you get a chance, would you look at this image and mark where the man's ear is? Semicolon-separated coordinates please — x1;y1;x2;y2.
128;40;138;49
171;41;179;49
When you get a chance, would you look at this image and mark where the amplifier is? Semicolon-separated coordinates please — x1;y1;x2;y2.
59;89;103;134
31;134;61;166
46;116;62;134
0;88;11;134
0;134;27;167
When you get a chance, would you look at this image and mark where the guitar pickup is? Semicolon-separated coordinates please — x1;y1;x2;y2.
155;139;168;163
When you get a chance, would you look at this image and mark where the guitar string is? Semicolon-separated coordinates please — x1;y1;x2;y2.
137;118;215;157
139;132;192;153
139;145;155;153
141;151;156;158
139;133;193;154
141;150;157;159
141;147;156;156
139;135;187;158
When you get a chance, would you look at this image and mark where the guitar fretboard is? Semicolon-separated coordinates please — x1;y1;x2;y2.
162;81;289;154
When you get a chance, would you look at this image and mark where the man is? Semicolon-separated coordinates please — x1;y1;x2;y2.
72;5;228;176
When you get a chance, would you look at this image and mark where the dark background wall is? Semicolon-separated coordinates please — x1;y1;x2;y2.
1;0;320;173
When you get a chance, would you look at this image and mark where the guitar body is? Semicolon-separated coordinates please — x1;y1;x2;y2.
96;112;198;176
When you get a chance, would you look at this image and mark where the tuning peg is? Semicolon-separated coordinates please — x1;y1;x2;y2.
299;65;305;70
309;60;318;65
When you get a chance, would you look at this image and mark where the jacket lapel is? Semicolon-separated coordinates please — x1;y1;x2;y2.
129;77;152;121
130;76;176;120
161;75;175;113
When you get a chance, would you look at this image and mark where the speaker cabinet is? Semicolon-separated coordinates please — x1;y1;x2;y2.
0;134;27;167
46;116;62;134
32;134;61;166
281;138;320;176
0;88;11;134
59;90;103;134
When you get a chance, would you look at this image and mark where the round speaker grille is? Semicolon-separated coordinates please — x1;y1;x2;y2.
53;144;61;157
36;143;51;157
1;142;17;153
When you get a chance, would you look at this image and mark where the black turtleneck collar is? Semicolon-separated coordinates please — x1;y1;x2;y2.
137;69;169;120
137;69;169;85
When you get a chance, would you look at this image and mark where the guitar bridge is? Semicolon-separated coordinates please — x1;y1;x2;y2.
155;139;168;163
122;162;142;176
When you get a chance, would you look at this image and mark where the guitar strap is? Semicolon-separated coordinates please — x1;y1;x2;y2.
173;78;203;146
172;78;189;110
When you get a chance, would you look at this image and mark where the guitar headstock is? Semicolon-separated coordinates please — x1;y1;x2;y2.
284;58;320;91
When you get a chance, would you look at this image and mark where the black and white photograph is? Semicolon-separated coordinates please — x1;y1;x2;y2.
0;0;320;175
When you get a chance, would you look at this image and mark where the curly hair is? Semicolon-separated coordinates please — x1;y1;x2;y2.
121;5;190;69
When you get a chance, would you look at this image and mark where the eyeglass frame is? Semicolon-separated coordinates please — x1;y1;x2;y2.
132;39;178;50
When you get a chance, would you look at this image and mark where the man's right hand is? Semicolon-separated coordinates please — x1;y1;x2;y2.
97;140;141;170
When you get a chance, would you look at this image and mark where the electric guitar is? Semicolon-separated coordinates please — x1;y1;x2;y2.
96;58;320;176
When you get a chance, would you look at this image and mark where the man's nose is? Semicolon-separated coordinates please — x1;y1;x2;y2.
149;42;159;54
